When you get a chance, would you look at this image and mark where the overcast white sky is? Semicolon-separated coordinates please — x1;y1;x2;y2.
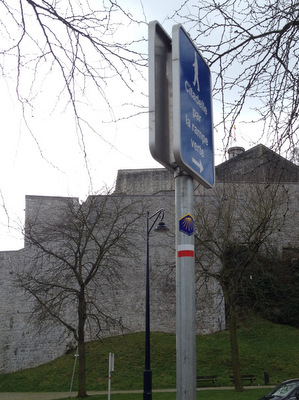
0;0;259;250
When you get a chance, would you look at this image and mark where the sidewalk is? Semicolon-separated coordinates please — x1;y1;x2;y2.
0;392;121;400
0;387;271;400
0;393;95;400
0;391;135;400
0;394;78;400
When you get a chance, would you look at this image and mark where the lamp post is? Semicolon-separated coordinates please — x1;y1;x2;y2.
143;209;169;400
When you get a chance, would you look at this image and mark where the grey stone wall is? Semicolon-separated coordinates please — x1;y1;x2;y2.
0;250;74;373
0;187;224;373
0;145;298;373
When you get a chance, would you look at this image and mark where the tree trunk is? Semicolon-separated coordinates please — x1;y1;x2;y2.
77;288;88;398
229;305;244;392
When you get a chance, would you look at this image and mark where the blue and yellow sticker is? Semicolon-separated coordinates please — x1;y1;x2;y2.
179;214;194;236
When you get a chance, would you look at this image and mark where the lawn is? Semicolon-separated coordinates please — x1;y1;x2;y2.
56;388;269;400
0;318;297;395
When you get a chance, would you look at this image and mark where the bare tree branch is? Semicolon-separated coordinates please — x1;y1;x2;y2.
173;0;299;156
0;0;148;187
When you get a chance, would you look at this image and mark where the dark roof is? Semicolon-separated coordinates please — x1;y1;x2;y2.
216;144;299;183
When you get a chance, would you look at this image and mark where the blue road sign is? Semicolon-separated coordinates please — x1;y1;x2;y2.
173;25;215;188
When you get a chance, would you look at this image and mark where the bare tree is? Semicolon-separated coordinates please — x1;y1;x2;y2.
0;0;147;173
15;193;144;398
194;182;290;391
173;0;299;155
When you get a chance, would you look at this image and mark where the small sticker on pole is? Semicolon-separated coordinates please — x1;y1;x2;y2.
179;214;194;236
178;244;195;258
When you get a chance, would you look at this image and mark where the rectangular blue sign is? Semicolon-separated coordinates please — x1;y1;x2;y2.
173;25;215;188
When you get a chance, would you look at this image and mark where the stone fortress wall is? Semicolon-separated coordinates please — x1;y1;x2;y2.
0;145;298;373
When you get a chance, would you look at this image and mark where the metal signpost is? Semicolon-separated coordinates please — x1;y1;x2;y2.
172;26;214;400
174;170;197;400
149;21;214;400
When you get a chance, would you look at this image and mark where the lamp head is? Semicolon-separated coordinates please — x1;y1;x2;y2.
154;221;169;233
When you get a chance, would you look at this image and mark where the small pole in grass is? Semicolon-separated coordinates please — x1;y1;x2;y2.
69;349;79;397
108;353;114;400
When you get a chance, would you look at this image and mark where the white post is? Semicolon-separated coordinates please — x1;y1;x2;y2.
69;350;79;398
108;353;114;400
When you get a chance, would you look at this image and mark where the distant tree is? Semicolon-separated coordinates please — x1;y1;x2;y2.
194;182;290;391
15;193;144;398
175;0;299;155
242;250;299;327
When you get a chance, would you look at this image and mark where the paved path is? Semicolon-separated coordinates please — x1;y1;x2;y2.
0;391;134;400
0;393;96;400
0;387;271;400
0;391;138;400
0;394;72;400
0;394;76;400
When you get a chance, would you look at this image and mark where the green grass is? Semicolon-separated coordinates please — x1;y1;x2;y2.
54;389;269;400
0;318;298;394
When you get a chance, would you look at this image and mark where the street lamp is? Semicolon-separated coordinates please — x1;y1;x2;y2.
143;209;169;400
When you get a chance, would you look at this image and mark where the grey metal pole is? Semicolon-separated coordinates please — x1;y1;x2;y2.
143;211;152;400
175;168;197;400
143;208;168;400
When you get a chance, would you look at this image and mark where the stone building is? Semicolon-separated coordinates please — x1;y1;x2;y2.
0;144;298;373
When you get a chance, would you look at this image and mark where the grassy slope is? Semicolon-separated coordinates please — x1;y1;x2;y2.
57;390;270;400
0;318;298;392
